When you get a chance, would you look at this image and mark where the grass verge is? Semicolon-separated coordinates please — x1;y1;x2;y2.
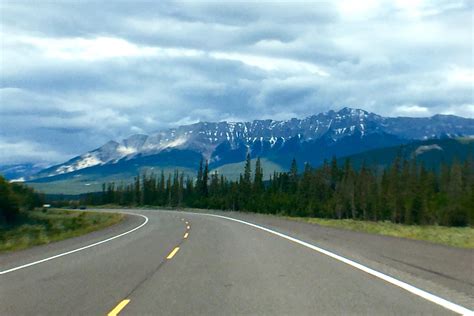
0;209;124;252
285;217;474;249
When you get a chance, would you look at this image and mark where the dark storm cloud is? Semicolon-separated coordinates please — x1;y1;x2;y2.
0;0;472;164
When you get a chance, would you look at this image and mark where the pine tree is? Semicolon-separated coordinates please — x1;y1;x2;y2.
196;159;204;196
330;156;339;191
289;158;298;194
446;161;468;226
243;153;252;186
461;156;474;225
388;155;402;223
254;157;264;193
0;176;20;223
342;158;356;219
202;160;209;198
163;174;170;206
158;170;165;205
357;162;370;220
89;152;470;228
134;176;141;205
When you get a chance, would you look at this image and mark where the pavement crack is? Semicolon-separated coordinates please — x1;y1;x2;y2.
123;232;188;299
381;255;474;287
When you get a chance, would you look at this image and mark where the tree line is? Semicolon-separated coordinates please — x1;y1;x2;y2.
0;176;45;224
82;155;473;227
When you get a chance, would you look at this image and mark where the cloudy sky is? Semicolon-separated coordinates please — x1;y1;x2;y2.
0;0;472;165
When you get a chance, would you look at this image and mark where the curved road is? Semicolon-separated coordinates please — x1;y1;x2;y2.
0;209;473;315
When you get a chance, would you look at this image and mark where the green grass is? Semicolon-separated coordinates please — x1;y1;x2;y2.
0;209;123;252
285;217;474;249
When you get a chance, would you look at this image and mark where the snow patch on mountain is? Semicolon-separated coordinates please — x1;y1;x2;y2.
159;136;188;150
414;144;443;156
55;154;103;175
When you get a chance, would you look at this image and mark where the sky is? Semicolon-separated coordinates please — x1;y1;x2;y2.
0;0;473;165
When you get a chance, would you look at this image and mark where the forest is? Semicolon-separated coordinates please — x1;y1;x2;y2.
0;176;44;224
81;155;473;227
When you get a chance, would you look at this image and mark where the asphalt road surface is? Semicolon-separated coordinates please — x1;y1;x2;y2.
1;209;473;315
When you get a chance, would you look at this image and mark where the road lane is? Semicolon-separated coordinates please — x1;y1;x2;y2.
1;209;472;315
0;211;186;315
124;212;457;315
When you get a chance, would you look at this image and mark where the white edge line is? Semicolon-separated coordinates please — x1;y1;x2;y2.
0;212;149;275
181;211;473;316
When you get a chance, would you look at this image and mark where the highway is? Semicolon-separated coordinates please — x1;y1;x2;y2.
0;209;473;315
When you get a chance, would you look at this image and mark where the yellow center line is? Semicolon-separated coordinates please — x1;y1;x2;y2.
166;247;180;259
107;299;130;316
184;232;189;239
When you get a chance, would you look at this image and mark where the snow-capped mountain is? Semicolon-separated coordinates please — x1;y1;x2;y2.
0;163;50;181
31;108;474;180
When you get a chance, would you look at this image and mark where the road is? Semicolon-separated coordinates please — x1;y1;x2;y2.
0;209;473;315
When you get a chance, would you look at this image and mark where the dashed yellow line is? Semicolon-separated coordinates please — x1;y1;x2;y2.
107;299;130;316
108;221;189;315
166;247;180;259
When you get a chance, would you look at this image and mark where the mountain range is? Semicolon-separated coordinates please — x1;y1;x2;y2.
3;107;473;194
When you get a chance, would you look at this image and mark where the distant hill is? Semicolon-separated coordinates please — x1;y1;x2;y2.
338;137;474;171
0;163;49;181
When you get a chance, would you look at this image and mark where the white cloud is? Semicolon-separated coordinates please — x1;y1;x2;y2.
337;0;381;20
441;104;474;118
447;66;474;86
210;52;330;76
0;139;68;164
18;36;204;61
394;0;466;18
19;36;156;60
393;105;431;116
14;34;332;80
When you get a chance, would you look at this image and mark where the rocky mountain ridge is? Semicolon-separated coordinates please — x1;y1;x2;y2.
31;107;474;180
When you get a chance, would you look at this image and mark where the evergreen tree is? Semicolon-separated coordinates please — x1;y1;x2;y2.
196;159;204;196
254;157;264;193
202;160;209;198
243;153;252;186
88;153;471;227
446;161;468;226
0;176;19;223
289;158;298;194
134;176;141;205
